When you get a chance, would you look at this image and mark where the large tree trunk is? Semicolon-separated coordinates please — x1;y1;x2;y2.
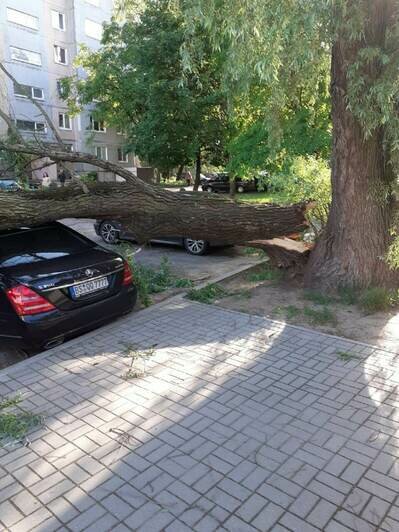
193;151;201;191
305;1;398;290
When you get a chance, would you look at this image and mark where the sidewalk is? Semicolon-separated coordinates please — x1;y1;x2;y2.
1;299;398;531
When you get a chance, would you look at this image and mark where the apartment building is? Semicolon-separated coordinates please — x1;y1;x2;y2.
0;0;136;182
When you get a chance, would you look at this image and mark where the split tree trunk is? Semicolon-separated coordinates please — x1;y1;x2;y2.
305;0;399;290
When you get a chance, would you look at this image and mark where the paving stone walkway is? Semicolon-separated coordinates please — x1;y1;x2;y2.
1;299;399;531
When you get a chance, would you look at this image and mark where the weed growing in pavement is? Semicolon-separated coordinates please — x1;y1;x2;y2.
337;351;360;362
187;284;229;304
123;344;156;379
0;395;43;446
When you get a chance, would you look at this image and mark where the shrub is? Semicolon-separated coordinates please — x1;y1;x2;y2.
358;287;397;314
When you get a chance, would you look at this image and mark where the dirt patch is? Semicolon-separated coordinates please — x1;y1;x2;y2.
212;264;399;353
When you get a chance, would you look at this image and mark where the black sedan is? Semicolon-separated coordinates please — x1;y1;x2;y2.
0;222;137;352
201;173;257;193
95;220;212;255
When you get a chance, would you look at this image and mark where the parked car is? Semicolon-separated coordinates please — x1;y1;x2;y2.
201;173;257;193
0;222;137;352
0;179;22;191
95;220;213;255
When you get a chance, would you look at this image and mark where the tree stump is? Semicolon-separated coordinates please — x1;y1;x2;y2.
248;237;313;271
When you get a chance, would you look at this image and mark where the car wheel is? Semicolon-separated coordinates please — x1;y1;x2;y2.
207;186;215;193
183;238;210;255
237;185;245;193
100;221;120;244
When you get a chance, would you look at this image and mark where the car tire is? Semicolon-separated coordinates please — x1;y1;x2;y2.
237;185;245;193
100;221;120;244
207;186;214;193
183;238;210;255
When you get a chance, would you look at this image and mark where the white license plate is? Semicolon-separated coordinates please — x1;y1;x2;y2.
71;277;109;298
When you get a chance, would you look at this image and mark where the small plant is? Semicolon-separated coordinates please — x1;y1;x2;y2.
174;278;194;288
338;286;359;305
273;305;302;320
231;289;252;299
303;306;337;326
243;247;267;258
123;344;156;379
187;284;228;304
337;350;360;362
303;291;334;305
247;265;283;283
0;395;43;446
358;287;397;314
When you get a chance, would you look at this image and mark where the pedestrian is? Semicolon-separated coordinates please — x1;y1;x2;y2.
58;168;66;187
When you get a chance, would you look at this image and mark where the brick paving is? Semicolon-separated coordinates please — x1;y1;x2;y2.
1;299;399;531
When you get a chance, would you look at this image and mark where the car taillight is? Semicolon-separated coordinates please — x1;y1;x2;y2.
5;285;56;316
122;262;133;285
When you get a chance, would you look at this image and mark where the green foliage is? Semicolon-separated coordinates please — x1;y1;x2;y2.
117;244;192;306
79;172;98;184
187;284;228;304
337;350;360;362
338;286;359;306
0;395;42;445
303;291;334;306
273;305;302;320
303;306;337;326
242;247;267;258
358;287;398;314
247;265;283;283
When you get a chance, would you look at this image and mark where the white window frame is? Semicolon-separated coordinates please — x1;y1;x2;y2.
117;148;129;163
90;116;106;132
54;45;68;65
7;8;38;30
51;11;66;31
94;146;108;160
10;46;41;66
84;19;103;41
14;83;44;100
58;113;72;130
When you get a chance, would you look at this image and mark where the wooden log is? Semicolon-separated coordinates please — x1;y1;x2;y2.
248;237;314;269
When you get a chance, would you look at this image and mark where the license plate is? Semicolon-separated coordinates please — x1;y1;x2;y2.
70;277;109;299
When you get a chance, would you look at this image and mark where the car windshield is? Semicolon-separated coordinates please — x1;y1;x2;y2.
0;225;92;268
0;180;18;189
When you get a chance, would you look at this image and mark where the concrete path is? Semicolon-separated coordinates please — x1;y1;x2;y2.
1;300;399;531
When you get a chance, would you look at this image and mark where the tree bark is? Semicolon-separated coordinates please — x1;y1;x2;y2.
305;0;399;290
0;142;308;243
193;151;201;191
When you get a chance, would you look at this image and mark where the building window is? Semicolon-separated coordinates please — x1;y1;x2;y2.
13;82;44;100
51;11;65;31
10;46;41;66
94;146;108;160
16;120;46;133
64;144;74;152
84;19;103;40
117;148;129;163
7;8;38;30
90;116;106;132
58;113;72;130
54;45;68;65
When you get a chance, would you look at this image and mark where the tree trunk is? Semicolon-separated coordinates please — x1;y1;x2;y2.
229;177;236;198
305;1;399;290
176;164;184;180
193;151;201;191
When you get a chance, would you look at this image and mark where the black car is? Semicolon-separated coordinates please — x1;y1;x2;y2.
0;222;137;352
201;173;256;193
95;220;213;255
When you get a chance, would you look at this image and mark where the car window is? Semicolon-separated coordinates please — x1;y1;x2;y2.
0;180;18;189
0;225;92;267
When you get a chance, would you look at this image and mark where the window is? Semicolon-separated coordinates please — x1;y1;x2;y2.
64;144;74;152
58;113;72;130
16;120;46;133
54;45;67;65
7;8;38;30
10;46;41;66
94;146;108;160
90;116;106;132
51;11;65;31
13;82;44;100
84;19;103;40
117;148;129;163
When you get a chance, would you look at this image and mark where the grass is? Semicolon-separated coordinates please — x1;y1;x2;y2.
303;306;337;326
303;290;335;306
0;395;42;446
337;350;360;362
273;305;302;320
247;265;283;283
116;245;193;307
187;284;228;304
238;191;290;204
338;286;359;305
358;287;397;314
242;247;267;258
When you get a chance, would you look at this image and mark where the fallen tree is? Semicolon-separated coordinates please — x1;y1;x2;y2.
0;143;308;243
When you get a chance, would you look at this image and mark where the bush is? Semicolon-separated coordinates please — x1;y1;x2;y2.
358;287;397;314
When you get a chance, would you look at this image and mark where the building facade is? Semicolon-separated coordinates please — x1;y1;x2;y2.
0;0;136;182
